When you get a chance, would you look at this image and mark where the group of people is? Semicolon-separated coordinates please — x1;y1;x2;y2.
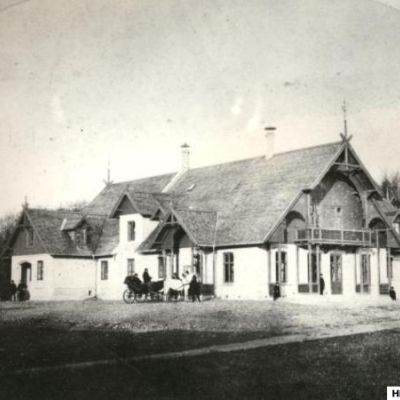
126;267;202;302
9;280;29;301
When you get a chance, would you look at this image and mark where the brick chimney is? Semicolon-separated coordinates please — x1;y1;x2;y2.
264;127;276;160
181;143;190;172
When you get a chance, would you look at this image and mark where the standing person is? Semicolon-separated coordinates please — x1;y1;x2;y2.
189;275;201;302
319;274;325;295
142;268;152;297
142;268;152;285
273;282;280;301
17;281;27;301
389;286;397;301
9;280;17;301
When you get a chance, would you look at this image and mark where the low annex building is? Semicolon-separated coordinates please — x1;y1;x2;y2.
2;132;400;300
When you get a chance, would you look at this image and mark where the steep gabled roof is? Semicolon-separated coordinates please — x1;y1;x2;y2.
93;218;119;256
24;209;93;256
5;208;113;257
110;191;163;218
139;207;218;251
84;173;175;216
162;141;343;246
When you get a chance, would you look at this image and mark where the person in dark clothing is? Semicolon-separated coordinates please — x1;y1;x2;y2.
319;274;325;295
389;286;397;301
142;268;152;284
132;273;142;286
273;282;280;301
188;275;201;302
10;280;17;301
142;268;152;297
17;281;28;301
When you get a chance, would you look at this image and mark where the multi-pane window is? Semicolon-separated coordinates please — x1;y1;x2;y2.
361;254;370;284
308;253;321;283
193;252;202;277
127;258;135;276
26;228;34;247
37;260;44;280
101;260;108;280
275;251;287;283
158;256;166;279
330;254;342;283
82;228;87;245
387;256;394;280
128;221;136;241
223;252;234;283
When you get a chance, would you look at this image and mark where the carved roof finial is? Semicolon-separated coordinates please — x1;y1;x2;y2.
22;195;29;209
103;160;114;187
340;100;353;144
342;100;348;139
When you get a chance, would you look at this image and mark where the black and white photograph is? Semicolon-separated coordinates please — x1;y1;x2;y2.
1;0;400;399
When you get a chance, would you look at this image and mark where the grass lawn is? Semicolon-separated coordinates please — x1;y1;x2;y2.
1;299;399;399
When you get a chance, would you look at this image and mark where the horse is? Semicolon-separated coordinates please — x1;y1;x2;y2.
163;278;187;301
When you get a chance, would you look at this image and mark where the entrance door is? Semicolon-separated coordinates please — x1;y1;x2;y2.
330;254;342;294
21;263;32;284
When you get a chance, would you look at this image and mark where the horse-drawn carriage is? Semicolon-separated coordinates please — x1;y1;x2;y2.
123;275;185;304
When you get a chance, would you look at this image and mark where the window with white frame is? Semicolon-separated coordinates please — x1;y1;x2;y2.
101;260;108;280
158;256;166;279
37;260;44;280
275;251;287;283
387;256;394;280
127;258;135;276
223;252;234;283
128;221;136;241
361;254;370;284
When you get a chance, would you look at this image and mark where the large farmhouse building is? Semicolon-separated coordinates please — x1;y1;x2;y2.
2;131;400;301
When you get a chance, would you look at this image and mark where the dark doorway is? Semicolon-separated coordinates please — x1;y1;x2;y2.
20;262;32;285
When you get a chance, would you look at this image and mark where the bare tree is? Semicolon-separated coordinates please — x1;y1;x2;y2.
381;172;400;207
0;212;19;251
57;199;89;212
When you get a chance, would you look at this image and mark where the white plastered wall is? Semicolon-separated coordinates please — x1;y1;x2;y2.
11;254;96;300
52;257;95;300
269;244;298;297
11;254;54;300
391;256;400;294
96;213;161;300
215;246;269;300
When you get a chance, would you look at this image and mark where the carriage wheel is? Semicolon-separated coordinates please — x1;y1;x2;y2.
123;289;136;304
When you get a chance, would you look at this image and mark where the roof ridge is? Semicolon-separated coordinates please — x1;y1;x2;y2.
112;172;176;186
273;140;342;157
27;208;83;216
168;141;342;175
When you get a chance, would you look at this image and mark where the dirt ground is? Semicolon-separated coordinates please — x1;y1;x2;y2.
1;298;399;399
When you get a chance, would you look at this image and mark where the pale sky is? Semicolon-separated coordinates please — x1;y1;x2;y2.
1;0;400;216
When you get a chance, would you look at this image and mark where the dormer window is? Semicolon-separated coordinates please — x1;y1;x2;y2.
70;227;89;246
75;230;82;245
82;228;87;244
128;221;136;241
